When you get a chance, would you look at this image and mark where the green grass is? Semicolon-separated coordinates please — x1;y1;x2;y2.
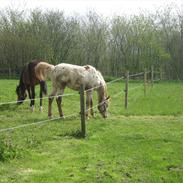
0;79;183;182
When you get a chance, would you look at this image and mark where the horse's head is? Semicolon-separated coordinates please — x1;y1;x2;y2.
16;84;27;104
98;96;110;118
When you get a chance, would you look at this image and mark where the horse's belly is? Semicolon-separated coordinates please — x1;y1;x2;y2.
66;82;80;91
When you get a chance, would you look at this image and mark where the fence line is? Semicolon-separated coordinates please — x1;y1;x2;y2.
0;96;111;133
0;71;154;106
85;76;124;92
112;91;123;98
0;112;79;133
106;76;124;84
0;69;160;133
0;82;146;133
129;72;144;78
0;93;77;106
0;76;125;106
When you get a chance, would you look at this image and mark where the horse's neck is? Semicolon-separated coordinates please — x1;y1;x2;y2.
19;68;25;86
94;71;106;103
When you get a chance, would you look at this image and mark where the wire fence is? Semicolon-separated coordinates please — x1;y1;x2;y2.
0;69;160;133
0;75;124;106
0;93;77;106
129;72;144;78
0;113;79;133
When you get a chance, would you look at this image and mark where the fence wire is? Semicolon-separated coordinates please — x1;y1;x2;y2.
0;93;78;106
129;72;144;78
0;71;160;133
0;112;79;133
0;75;124;106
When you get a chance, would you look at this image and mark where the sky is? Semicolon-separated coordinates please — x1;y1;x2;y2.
0;0;183;16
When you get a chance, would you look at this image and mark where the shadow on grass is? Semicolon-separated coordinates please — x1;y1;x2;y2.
57;130;85;139
0;103;18;112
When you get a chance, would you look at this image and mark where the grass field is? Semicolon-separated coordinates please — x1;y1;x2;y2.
0;79;183;182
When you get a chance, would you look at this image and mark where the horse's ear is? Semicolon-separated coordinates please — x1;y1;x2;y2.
106;96;110;100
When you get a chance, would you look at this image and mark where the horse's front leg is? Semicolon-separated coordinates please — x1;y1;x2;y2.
90;97;94;117
56;89;65;118
27;86;31;107
30;86;35;112
56;96;64;118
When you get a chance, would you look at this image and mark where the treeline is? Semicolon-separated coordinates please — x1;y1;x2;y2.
0;6;183;79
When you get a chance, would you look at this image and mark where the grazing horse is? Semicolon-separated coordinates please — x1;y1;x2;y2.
16;60;54;111
36;63;110;118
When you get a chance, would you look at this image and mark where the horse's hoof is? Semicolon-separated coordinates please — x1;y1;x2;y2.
61;115;65;119
40;106;43;112
30;106;35;112
48;115;52;119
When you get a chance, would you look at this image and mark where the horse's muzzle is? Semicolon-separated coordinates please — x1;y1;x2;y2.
103;113;108;118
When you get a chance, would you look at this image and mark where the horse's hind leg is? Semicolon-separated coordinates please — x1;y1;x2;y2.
56;88;65;118
39;85;43;112
27;86;31;106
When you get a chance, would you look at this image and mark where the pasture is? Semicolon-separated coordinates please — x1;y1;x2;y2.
0;79;183;182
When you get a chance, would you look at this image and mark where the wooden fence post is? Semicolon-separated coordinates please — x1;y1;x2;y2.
151;65;154;88
80;84;86;138
124;70;129;109
144;69;147;96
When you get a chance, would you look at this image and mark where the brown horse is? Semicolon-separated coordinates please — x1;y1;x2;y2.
16;59;53;111
35;63;110;118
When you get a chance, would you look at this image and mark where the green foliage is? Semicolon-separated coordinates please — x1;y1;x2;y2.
0;7;183;79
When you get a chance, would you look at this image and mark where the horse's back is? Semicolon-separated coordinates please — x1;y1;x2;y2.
53;63;104;90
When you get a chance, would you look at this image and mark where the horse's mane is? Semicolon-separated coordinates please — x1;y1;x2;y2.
97;70;107;93
96;71;105;85
95;70;108;103
19;65;27;86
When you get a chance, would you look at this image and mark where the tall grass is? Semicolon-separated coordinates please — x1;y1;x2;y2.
0;80;183;182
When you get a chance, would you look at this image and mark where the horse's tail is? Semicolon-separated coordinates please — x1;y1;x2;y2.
35;62;54;96
35;64;45;81
35;62;54;81
40;80;47;95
